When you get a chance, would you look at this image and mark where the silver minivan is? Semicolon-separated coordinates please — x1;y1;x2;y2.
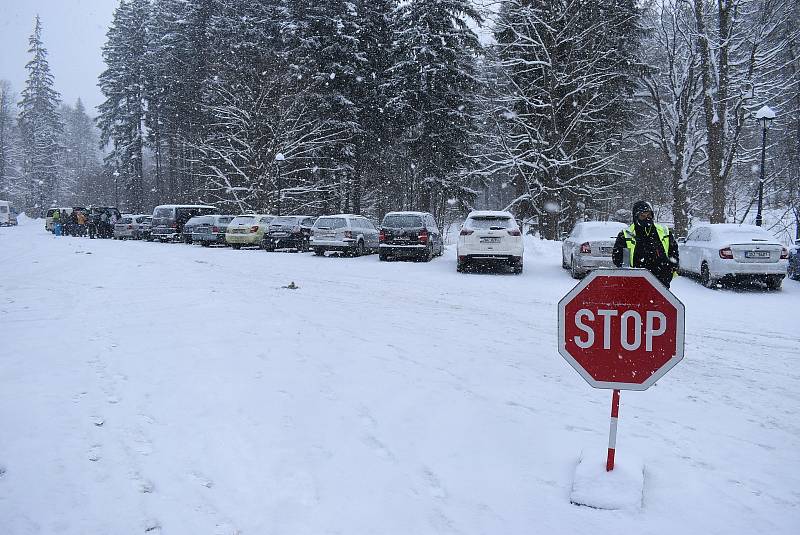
310;214;380;256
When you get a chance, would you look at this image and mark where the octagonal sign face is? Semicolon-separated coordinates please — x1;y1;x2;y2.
558;269;685;391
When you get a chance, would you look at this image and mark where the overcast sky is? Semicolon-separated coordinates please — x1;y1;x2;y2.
0;0;114;114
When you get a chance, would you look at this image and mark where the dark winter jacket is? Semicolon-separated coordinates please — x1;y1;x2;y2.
612;223;679;288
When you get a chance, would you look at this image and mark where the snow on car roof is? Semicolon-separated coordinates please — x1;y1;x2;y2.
385;211;429;216
153;204;216;209
467;210;514;219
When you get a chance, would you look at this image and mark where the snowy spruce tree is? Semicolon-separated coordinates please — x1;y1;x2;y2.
0;80;20;202
284;0;364;213
98;0;149;212
387;0;483;223
17;16;63;215
146;0;214;203
488;0;641;239
61;99;102;205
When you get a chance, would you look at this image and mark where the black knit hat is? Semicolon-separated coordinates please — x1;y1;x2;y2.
632;201;654;220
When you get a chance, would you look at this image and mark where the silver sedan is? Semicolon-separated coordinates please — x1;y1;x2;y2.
562;221;628;278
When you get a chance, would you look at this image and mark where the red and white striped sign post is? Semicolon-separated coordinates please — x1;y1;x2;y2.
558;269;685;471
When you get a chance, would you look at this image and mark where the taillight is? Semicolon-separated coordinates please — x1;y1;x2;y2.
170;223;177;229
211;226;220;233
127;224;133;229
379;230;386;242
780;247;789;259
418;230;428;243
580;242;591;254
344;230;353;239
460;229;474;236
250;225;259;233
719;247;733;259
508;229;521;236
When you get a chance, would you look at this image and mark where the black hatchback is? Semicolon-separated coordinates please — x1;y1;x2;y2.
379;211;444;261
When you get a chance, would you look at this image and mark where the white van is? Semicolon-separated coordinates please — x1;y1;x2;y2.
0;200;17;226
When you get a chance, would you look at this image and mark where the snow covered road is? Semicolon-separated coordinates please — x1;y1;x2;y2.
1;219;798;534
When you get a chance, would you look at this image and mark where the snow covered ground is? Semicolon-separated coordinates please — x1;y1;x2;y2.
1;217;798;534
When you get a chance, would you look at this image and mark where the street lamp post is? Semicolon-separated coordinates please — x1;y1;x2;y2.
754;105;775;227
113;170;120;209
275;152;285;216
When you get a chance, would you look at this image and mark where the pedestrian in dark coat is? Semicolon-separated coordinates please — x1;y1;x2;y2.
612;201;679;288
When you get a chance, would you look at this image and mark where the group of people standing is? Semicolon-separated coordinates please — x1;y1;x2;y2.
52;208;117;239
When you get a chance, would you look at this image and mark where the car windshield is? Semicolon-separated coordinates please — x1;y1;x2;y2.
154;208;172;218
230;216;256;225
383;215;423;228
217;216;234;224
119;218;132;224
468;216;512;230
315;217;346;229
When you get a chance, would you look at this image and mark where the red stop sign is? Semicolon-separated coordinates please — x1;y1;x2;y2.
558;269;685;391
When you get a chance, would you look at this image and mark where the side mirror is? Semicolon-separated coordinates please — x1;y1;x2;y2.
677;237;686;244
559;232;568;240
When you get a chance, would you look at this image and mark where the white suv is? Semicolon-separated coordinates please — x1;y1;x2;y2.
457;211;524;274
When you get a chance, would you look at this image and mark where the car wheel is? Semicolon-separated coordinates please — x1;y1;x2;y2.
700;262;716;289
513;263;523;275
200;242;211;247
457;258;467;273
231;244;241;250
314;248;325;256
423;244;433;262
766;276;783;291
379;251;388;261
562;253;569;269
570;256;582;279
356;240;365;257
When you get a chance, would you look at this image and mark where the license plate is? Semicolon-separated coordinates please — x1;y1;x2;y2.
480;237;501;243
745;250;770;259
395;237;410;241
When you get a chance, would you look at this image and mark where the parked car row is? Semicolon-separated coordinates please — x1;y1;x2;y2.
94;203;800;288
105;205;523;273
561;220;793;290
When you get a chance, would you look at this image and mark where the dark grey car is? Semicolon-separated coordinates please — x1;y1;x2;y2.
379;211;444;261
263;215;317;251
191;215;237;246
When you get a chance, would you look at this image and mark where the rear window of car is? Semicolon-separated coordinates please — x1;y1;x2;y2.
260;216;274;224
714;228;774;241
271;216;299;226
315;217;346;229
578;223;627;240
230;216;256;225
383;214;423;228
188;216;213;225
154;208;173;218
119;218;132;224
467;216;513;230
135;216;148;223
217;216;234;224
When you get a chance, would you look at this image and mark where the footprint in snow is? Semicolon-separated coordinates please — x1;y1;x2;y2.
88;444;102;462
0;465;6;479
190;470;214;488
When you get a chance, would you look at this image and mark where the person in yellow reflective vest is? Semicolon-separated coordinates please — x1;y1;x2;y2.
612;201;679;288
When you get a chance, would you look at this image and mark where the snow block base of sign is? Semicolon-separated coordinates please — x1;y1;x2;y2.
569;453;644;511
